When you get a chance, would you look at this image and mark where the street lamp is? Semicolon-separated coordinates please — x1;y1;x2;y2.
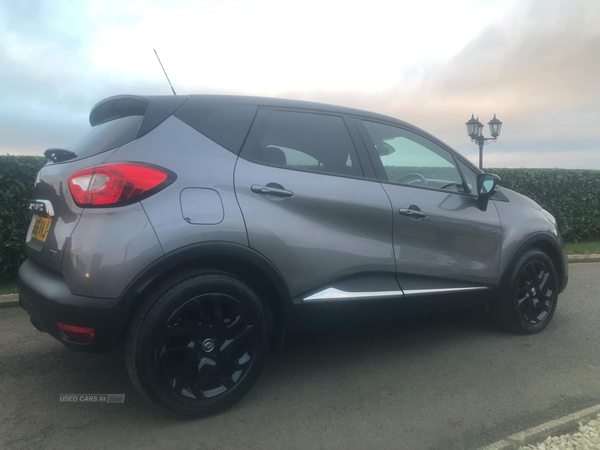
465;114;502;169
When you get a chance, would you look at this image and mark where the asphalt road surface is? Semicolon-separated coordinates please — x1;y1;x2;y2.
1;263;599;450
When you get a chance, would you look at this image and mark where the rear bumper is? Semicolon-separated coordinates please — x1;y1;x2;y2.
18;259;131;352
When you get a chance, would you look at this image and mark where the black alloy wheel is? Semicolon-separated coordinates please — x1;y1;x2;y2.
125;270;269;417
155;293;257;400
516;260;554;326
493;248;559;334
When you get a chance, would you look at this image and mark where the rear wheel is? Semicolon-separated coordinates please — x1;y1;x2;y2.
125;270;269;417
493;248;558;334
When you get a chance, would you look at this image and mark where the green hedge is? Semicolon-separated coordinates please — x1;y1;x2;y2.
0;155;47;282
488;168;600;242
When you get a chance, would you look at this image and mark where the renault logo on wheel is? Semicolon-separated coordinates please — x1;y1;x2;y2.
202;339;215;352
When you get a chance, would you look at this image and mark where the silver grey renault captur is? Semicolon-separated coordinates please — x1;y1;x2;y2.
19;94;568;416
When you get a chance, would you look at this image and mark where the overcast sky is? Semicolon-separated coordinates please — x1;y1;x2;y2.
1;0;599;168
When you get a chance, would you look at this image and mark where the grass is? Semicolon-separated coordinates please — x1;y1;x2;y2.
564;240;600;255
0;280;18;295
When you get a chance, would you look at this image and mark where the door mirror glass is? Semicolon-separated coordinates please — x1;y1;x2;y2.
477;173;500;197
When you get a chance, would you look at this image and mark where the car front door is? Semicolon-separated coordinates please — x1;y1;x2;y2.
356;119;502;295
234;108;397;303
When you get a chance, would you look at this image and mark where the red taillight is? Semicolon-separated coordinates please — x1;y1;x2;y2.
56;322;95;344
68;163;171;206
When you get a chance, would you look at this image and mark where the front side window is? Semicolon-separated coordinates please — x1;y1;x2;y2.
456;159;479;194
247;110;363;177
362;121;465;192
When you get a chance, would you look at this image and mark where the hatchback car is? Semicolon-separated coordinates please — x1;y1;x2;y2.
19;94;568;416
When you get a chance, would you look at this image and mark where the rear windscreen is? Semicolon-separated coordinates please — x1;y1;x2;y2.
66;115;143;161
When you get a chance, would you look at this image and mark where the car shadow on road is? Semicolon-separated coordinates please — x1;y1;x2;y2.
263;302;502;382
4;302;503;427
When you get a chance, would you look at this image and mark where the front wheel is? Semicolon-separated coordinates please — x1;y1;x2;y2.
125;270;269;417
493;249;559;334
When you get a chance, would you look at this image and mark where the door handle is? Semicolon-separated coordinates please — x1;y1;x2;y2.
399;208;427;219
251;184;294;198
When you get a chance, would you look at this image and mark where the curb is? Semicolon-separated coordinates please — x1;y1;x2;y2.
0;294;19;309
567;253;600;263
480;403;600;450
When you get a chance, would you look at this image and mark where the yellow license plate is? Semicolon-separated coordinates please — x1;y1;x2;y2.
31;215;52;242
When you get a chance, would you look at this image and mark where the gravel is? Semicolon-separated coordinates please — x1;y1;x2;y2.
520;414;600;450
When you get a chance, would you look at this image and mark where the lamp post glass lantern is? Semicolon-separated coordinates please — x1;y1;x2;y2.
465;114;480;138
488;114;502;138
477;122;484;137
465;113;502;169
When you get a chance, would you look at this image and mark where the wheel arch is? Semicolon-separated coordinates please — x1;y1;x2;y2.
119;242;295;341
499;232;565;290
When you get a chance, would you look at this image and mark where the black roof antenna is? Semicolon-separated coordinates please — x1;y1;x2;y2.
153;49;177;95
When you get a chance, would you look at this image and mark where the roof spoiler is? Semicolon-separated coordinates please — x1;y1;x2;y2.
89;95;188;138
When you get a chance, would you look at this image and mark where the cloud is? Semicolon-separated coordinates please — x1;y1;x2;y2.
0;0;598;169
276;0;600;167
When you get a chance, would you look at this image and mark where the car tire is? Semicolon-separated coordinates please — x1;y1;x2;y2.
492;248;559;334
125;270;270;417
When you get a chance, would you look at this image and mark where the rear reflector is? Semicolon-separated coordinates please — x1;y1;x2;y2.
68;163;173;206
56;322;95;344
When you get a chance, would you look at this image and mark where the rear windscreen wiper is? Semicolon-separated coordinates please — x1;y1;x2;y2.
44;148;77;162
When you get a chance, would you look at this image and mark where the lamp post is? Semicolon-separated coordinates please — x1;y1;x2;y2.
466;114;502;169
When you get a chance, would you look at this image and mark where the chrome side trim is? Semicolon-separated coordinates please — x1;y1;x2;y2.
403;286;489;296
303;286;489;302
303;287;404;302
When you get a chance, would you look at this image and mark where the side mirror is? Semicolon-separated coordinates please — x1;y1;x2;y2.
477;173;500;197
476;173;500;211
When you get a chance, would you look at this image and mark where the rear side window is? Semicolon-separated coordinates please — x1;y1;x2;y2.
174;103;258;154
246;110;363;178
67;115;143;161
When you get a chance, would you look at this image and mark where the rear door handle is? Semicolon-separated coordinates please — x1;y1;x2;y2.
399;208;427;219
251;184;294;198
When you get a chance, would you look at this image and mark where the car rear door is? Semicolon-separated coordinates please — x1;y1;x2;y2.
356;118;502;295
234;108;397;302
